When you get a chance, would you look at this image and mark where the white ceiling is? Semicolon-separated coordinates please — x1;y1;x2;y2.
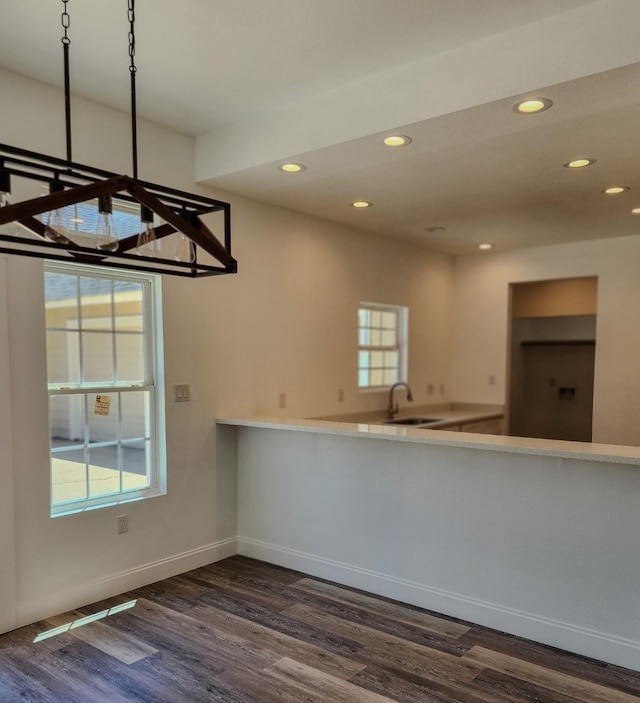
2;0;640;255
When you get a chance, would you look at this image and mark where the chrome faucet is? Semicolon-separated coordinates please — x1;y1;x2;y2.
387;381;413;420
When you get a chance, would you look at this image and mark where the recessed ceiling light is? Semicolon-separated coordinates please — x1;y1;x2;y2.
602;186;630;195
513;98;553;114
631;207;640;214
351;201;372;208
279;163;306;173
382;135;412;147
563;158;596;169
478;243;493;250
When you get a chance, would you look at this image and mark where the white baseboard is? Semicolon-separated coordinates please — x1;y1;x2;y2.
16;537;237;629
14;532;640;672
238;536;640;672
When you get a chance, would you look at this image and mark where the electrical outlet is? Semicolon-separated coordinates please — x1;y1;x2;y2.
117;514;128;535
174;384;190;402
489;375;496;386
427;384;434;395
278;393;286;409
338;388;344;402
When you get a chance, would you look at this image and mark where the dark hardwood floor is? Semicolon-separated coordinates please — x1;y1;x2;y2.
1;556;640;702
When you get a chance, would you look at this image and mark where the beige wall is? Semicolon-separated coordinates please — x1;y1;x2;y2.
452;237;640;445
0;68;454;627
5;62;638;631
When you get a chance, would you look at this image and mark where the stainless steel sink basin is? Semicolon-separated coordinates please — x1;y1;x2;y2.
384;417;442;426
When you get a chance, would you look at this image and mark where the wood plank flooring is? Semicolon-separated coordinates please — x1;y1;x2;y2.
1;556;640;702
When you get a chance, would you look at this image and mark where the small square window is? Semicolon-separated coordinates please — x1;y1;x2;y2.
358;302;408;389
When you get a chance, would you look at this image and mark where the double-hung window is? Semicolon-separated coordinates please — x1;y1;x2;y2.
358;302;408;389
44;261;165;516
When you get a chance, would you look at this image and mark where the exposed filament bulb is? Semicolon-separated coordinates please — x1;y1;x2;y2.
94;195;119;252
136;206;158;257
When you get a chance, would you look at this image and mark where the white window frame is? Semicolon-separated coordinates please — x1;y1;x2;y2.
358;301;408;390
45;261;166;516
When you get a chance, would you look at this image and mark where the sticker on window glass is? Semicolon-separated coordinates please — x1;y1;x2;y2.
94;395;112;416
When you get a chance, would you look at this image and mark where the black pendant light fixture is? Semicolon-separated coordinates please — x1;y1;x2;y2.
0;0;236;278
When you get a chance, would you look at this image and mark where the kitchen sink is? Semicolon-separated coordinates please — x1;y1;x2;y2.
384;417;442;426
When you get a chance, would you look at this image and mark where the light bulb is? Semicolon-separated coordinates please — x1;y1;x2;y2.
94;195;119;252
43;179;72;245
44;208;71;245
136;220;158;257
174;233;195;264
136;206;158;257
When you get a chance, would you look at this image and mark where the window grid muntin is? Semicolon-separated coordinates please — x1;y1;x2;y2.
45;261;161;515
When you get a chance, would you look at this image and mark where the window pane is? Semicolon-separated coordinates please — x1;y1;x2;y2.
44;271;75;297
51;448;87;505
50;394;84;448
370;329;381;346
358;369;369;387
381;311;397;329
381;330;396;346
371;310;381;328
358;351;369;369
358;308;369;326
46;330;80;384
359;328;369;346
370;369;383;386
116;333;145;383
80;277;113;331
114;283;144;332
384;351;399;368
122;440;151;489
383;369;397;385
44;272;78;330
88;445;120;498
371;351;384;368
121;391;150;440
87;445;150;497
45;304;66;331
116;313;143;333
81;315;112;331
80;276;112;297
82;332;115;383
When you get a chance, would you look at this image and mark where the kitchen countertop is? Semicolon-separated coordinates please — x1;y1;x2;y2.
216;411;640;465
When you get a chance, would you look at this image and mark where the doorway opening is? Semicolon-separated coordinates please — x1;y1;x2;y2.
507;277;597;442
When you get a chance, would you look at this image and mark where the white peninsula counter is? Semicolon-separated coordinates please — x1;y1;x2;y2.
217;415;640;671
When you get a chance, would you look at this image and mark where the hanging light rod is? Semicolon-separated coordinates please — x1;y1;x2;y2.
0;0;236;279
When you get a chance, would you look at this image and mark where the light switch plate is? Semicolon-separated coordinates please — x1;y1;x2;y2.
174;384;190;402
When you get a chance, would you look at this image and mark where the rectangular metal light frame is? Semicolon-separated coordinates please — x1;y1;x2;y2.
0;143;236;278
